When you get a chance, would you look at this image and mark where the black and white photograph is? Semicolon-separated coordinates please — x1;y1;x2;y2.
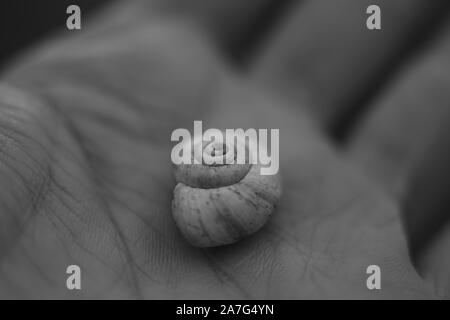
1;0;450;303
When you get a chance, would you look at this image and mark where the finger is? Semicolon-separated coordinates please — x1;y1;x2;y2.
24;0;286;63
403;128;450;251
5;3;222;131
347;18;450;255
251;0;449;133
402;128;450;298
346;17;450;296
348;19;450;197
141;0;289;60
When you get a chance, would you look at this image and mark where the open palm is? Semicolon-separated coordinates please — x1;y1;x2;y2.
1;1;449;299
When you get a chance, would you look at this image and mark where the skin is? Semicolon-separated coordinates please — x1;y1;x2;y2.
0;0;449;299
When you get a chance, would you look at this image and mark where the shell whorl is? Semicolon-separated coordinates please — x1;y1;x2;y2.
172;133;282;247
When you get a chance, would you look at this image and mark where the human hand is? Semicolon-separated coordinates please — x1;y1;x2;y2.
0;0;449;299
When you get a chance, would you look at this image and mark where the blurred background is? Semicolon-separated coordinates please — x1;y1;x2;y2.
0;0;295;71
2;0;449;137
0;0;109;70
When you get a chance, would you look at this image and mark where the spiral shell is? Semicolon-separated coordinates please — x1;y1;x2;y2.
172;133;282;247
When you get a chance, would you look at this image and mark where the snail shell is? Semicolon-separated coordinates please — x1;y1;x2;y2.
172;133;282;247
